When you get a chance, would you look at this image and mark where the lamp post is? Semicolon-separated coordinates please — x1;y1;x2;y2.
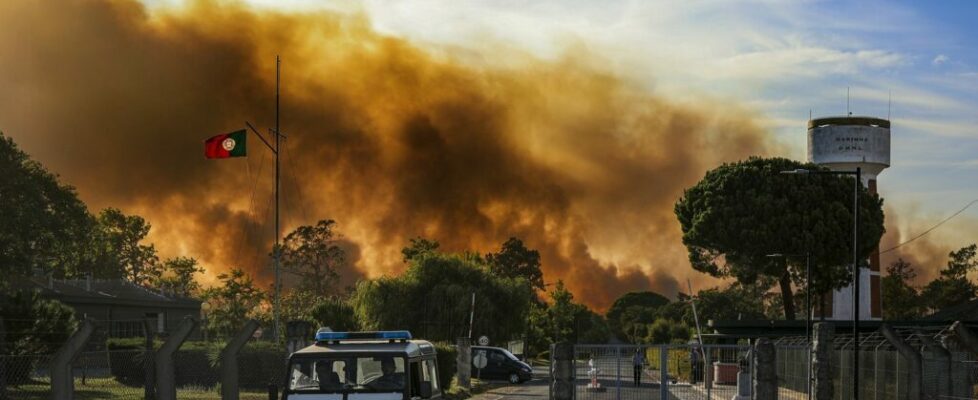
767;252;811;400
782;167;861;400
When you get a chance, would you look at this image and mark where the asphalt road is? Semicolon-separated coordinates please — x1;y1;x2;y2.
468;365;741;400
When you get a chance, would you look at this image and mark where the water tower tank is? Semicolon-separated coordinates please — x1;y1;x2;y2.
808;116;890;180
806;115;890;321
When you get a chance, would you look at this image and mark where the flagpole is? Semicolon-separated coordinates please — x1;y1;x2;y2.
274;55;282;342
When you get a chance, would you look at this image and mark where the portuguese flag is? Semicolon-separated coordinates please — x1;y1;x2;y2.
204;129;247;159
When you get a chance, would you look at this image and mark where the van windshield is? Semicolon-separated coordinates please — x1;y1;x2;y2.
289;355;406;394
499;349;520;361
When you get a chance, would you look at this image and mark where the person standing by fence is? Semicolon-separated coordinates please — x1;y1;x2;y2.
632;348;645;387
690;345;703;384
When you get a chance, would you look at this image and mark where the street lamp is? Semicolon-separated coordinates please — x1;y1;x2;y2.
767;252;811;400
782;167;861;400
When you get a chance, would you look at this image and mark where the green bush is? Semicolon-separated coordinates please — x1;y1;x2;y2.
0;292;78;383
104;340;285;388
434;342;457;391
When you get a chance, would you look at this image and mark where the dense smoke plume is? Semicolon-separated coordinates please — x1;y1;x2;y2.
0;0;786;310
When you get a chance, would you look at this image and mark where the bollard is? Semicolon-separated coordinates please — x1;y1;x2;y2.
51;319;96;400
221;320;260;400
881;324;921;400
551;342;574;400
752;338;776;400
155;316;197;400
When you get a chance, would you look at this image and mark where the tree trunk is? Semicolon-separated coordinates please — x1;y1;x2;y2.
779;271;796;320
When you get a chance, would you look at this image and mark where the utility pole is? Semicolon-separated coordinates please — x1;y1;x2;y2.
274;55;282;342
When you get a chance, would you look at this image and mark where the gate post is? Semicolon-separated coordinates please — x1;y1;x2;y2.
552;342;574;400
752;338;776;400
51;318;96;400
456;337;471;390
221;320;259;400
812;323;834;400
881;324;921;400
155;316;197;400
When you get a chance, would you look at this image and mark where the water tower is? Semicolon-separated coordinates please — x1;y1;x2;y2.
808;116;890;321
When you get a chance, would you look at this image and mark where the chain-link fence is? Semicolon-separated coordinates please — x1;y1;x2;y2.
571;344;752;400
0;317;288;400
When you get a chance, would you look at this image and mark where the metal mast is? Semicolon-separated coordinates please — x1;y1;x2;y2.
274;55;281;341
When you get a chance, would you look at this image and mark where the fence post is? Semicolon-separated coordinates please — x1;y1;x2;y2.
812;323;834;400
51;318;96;400
615;346;621;400
552;342;574;400
918;333;950;398
0;317;7;400
220;319;259;400
752;338;776;400
950;321;978;398
456;337;471;390
155;316;197;400
143;319;156;400
951;321;978;354
881;324;921;400
658;346;667;400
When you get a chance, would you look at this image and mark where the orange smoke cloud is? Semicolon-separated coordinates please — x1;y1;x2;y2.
0;0;780;311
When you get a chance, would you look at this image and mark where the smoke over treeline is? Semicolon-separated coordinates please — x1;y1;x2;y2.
0;0;865;311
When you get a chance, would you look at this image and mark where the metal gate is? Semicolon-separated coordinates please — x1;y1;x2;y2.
569;344;752;400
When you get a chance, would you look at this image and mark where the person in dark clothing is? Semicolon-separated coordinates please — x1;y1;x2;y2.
690;346;703;384
632;348;645;387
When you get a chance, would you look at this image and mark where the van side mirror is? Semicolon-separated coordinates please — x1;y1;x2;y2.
419;381;433;399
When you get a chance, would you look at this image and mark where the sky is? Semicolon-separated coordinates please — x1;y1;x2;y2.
145;0;978;216
3;0;976;308
320;0;978;264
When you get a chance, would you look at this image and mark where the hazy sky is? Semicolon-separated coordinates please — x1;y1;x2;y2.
291;0;978;256
6;0;973;301
147;0;978;213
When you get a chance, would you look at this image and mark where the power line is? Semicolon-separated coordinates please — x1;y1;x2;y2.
879;199;978;254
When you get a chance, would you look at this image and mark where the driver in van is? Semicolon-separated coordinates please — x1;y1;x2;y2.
373;357;404;389
316;361;344;391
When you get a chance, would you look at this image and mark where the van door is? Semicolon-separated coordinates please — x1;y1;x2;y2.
487;349;508;379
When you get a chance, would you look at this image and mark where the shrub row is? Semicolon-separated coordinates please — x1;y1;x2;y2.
434;342;457;391
106;340;285;389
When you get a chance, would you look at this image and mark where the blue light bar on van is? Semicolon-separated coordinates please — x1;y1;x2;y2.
315;330;412;342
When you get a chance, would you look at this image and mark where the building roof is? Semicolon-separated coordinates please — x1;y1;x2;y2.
28;277;201;310
293;340;437;358
922;298;978;322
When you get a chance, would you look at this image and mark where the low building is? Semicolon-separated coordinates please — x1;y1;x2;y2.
29;276;202;338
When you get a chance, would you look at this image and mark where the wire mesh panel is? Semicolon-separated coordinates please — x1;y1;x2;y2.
571;344;753;400
1;353;53;399
774;343;810;400
574;345;628;400
945;344;978;400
